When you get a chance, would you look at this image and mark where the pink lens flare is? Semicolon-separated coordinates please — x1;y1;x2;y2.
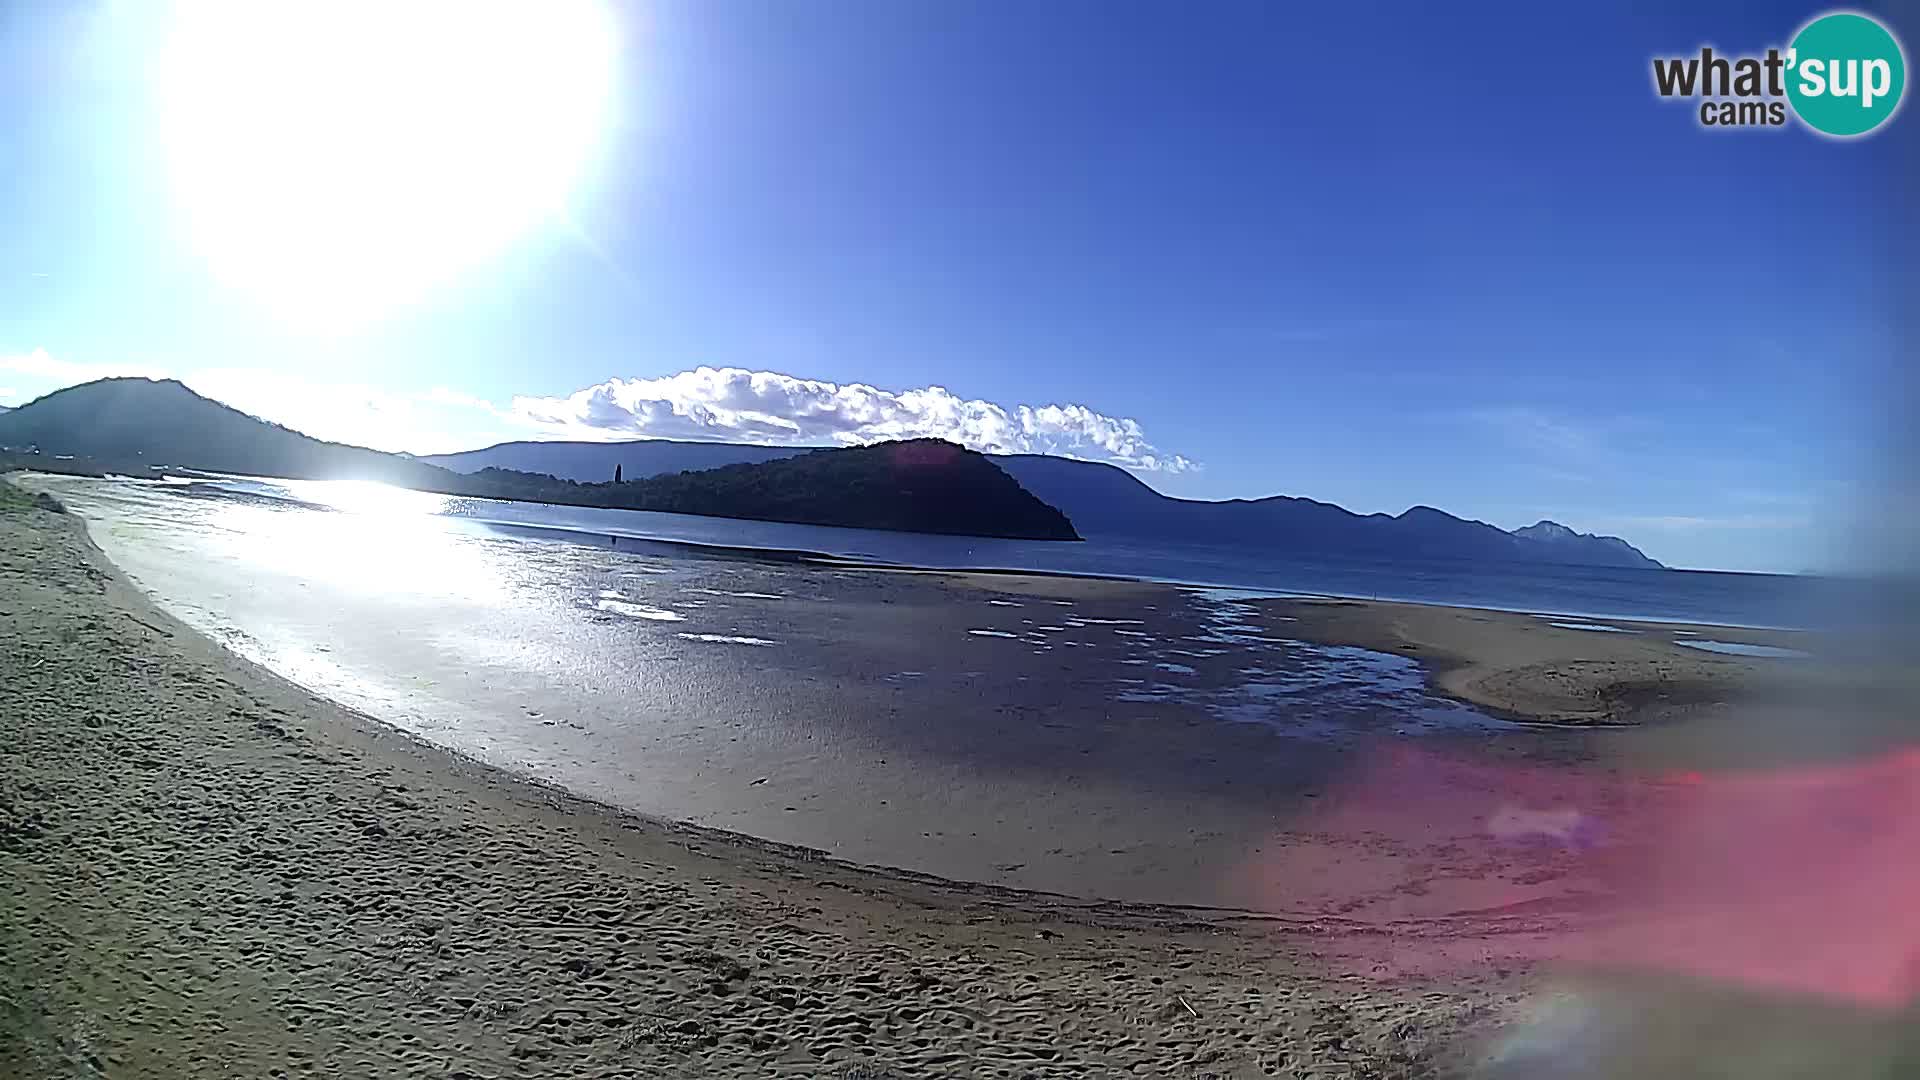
1231;743;1920;1008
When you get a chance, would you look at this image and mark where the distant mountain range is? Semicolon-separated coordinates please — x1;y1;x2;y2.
1;378;1660;565
0;379;1077;541
425;438;1663;569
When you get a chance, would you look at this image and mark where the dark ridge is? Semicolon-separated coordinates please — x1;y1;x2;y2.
0;378;1080;541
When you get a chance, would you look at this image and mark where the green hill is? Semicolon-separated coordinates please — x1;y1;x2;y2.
564;440;1079;539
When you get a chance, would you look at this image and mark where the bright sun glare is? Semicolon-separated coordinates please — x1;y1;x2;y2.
157;0;616;325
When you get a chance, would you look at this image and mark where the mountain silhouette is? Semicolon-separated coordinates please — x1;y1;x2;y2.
546;440;1078;540
998;455;1658;568
427;437;1663;568
0;378;455;486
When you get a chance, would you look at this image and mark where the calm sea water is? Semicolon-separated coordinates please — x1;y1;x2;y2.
142;473;1870;630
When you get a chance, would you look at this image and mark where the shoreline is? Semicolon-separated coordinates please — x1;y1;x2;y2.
8;477;1902;1077
13;471;1807;905
0;476;1530;1078
928;566;1796;730
6;485;1306;926
891;563;1814;633
1251;596;1797;728
14;476;1661;928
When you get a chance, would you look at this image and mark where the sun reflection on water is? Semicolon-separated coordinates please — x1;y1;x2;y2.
204;481;503;602
281;479;456;518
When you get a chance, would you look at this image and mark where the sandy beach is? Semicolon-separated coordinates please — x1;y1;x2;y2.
6;478;1914;1077
0;479;1520;1078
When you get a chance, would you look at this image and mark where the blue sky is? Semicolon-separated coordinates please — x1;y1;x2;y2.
1;1;1910;572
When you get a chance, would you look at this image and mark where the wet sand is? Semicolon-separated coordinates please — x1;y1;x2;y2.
1249;593;1807;726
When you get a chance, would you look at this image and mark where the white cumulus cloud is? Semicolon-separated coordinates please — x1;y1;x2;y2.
511;367;1195;472
1;350;1195;472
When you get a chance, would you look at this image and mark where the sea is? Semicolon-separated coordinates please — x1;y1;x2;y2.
142;473;1860;631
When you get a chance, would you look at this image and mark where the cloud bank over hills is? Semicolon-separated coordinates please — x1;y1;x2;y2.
510;367;1195;473
2;351;1193;474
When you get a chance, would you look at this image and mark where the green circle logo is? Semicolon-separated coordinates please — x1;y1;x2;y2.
1786;12;1907;137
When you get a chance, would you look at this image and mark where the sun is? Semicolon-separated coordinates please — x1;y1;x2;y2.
156;0;617;325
